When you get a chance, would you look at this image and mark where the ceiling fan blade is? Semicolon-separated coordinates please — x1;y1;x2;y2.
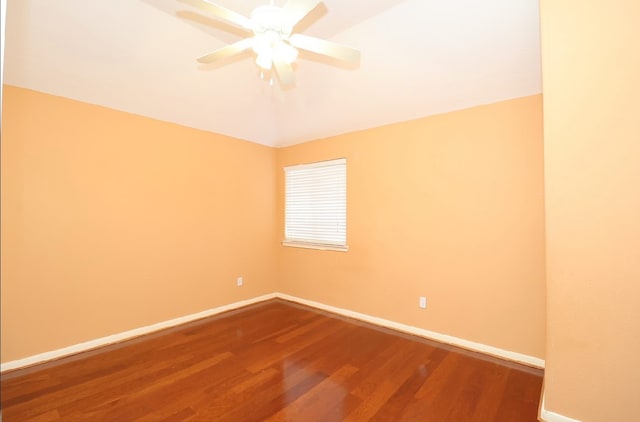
180;0;254;30
197;38;254;64
273;56;296;86
289;34;360;64
282;0;321;28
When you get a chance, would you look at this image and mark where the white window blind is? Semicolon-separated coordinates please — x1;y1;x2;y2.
284;158;347;251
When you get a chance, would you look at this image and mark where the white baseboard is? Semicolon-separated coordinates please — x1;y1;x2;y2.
275;293;545;369
0;293;276;372
540;409;580;422
2;291;545;372
539;391;581;422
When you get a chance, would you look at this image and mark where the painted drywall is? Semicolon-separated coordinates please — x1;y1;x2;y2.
541;0;640;420
276;95;546;359
1;85;277;362
2;87;545;366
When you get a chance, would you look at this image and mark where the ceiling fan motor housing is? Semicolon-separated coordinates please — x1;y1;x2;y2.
250;5;292;37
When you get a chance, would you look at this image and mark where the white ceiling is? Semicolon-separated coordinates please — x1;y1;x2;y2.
3;0;541;147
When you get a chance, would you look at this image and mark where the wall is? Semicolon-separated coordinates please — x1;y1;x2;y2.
2;87;546;367
276;95;546;359
1;86;277;362
541;0;640;420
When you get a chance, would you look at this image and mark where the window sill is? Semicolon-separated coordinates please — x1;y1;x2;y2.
282;241;349;252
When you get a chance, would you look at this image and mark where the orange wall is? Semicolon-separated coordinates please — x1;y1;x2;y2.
2;86;545;365
276;95;546;359
1;86;277;362
541;0;640;420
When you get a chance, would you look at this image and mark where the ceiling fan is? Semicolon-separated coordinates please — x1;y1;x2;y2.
181;0;360;86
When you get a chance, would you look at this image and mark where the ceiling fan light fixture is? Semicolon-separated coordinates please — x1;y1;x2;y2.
252;31;276;55
252;29;297;70
256;52;273;69
275;41;298;64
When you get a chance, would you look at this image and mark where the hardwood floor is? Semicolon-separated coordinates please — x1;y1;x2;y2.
1;299;543;421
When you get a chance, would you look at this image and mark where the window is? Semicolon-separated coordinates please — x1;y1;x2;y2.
283;158;347;251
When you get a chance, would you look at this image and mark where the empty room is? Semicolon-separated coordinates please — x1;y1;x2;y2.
1;0;638;421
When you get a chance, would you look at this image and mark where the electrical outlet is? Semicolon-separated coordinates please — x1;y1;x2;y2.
236;277;243;287
419;296;427;309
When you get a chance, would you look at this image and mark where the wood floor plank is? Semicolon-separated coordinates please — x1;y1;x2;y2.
368;346;450;421
212;362;327;422
1;299;543;421
345;341;433;420
445;359;496;421
494;368;543;421
265;364;360;422
466;362;511;421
